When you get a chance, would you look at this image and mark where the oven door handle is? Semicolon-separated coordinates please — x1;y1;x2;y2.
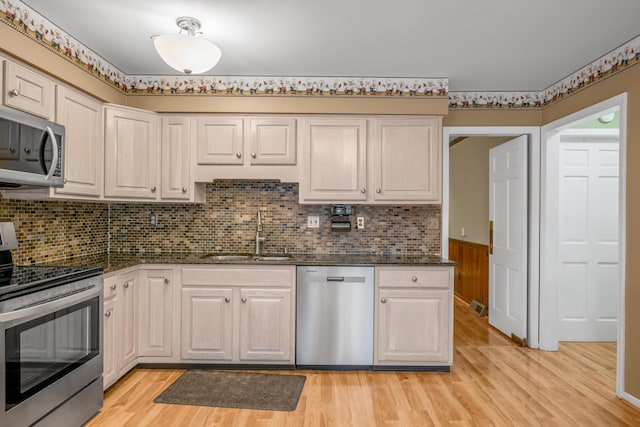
0;284;101;324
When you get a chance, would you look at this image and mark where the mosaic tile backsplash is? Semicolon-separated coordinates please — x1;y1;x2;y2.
0;198;108;265
109;181;441;256
0;181;441;264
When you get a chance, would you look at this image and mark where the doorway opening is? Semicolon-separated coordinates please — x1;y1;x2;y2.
540;94;627;397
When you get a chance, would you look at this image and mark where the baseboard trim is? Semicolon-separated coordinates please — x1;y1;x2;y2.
622;391;640;409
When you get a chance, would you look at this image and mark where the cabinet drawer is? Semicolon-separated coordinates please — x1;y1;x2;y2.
182;266;294;287
376;267;452;289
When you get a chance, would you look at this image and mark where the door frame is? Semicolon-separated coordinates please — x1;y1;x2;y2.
442;126;541;349
540;93;627;397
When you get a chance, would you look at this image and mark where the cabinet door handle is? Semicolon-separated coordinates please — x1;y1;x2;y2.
380;298;387;303
361;188;366;193
224;297;230;303
24;147;31;154
411;276;418;282
236;152;242;158
182;187;187;193
105;311;111;318
110;284;116;290
241;297;247;303
124;282;129;288
9;89;19;97
151;186;157;193
9;146;15;153
376;188;381;193
164;277;170;284
251;152;256;158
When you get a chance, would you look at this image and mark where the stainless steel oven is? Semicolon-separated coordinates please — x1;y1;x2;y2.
0;223;103;427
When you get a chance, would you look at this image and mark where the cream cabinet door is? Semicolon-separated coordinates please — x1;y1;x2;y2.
138;270;173;357
3;60;54;119
55;86;103;197
102;296;118;390
301;118;367;202
104;106;159;199
376;288;450;364
181;287;233;360
161;116;190;199
118;273;138;374
239;288;292;362
196;117;244;165
248;117;296;165
372;118;441;203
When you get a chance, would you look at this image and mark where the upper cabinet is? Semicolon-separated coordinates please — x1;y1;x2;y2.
372;117;441;203
54;86;103;198
300;116;442;204
193;116;298;182
161;116;191;200
2;60;54;120
196;117;244;165
300;117;368;202
248;117;296;165
104;105;160;199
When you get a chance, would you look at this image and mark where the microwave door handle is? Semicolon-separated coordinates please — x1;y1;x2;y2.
38;126;59;181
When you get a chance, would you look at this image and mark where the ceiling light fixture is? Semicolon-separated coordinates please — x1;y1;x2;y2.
152;16;222;75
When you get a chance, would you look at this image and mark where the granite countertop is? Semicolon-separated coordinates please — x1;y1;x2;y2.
39;252;455;274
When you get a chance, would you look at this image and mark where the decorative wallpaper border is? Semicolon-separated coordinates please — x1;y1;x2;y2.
449;34;640;109
1;0;638;107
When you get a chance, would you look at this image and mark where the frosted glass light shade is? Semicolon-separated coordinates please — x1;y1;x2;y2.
153;34;222;74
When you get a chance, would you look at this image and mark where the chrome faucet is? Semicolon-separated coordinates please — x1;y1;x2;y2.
255;209;266;255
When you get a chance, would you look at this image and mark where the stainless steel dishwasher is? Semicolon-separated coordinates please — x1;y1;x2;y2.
296;266;374;368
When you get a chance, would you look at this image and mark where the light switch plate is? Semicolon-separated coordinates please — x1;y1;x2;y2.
307;216;320;228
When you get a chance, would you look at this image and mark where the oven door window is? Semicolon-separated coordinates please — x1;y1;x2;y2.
4;296;100;410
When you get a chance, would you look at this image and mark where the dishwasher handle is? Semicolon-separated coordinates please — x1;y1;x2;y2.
326;276;345;282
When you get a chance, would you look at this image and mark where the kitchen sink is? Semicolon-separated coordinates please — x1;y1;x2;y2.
200;253;292;261
201;253;253;261
253;255;291;261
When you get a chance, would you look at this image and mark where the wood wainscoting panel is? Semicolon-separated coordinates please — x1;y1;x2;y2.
448;238;489;307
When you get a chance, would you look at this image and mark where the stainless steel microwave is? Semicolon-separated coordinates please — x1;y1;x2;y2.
0;105;64;187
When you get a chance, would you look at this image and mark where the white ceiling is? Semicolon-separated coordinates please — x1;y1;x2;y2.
21;0;640;92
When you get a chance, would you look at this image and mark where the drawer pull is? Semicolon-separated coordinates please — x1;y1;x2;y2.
236;152;242;158
251;152;256;158
411;276;418;282
241;297;247;303
380;298;387;303
110;284;117;290
182;187;187;193
124;282;129;289
9;89;19;97
105;311;111;318
164;277;170;284
224;297;230;303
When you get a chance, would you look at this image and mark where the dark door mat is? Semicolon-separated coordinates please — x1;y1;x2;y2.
153;370;306;411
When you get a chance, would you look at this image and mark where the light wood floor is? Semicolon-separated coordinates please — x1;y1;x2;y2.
88;298;640;426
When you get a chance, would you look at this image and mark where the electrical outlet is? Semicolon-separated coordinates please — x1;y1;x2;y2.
150;213;157;226
427;217;439;230
307;216;320;228
356;216;365;229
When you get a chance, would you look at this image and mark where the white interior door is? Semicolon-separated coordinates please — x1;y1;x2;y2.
557;136;619;341
489;135;528;341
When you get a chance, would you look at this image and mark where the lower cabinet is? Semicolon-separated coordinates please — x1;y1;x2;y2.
181;266;295;364
138;269;173;357
374;266;453;367
181;287;233;360
102;271;139;390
